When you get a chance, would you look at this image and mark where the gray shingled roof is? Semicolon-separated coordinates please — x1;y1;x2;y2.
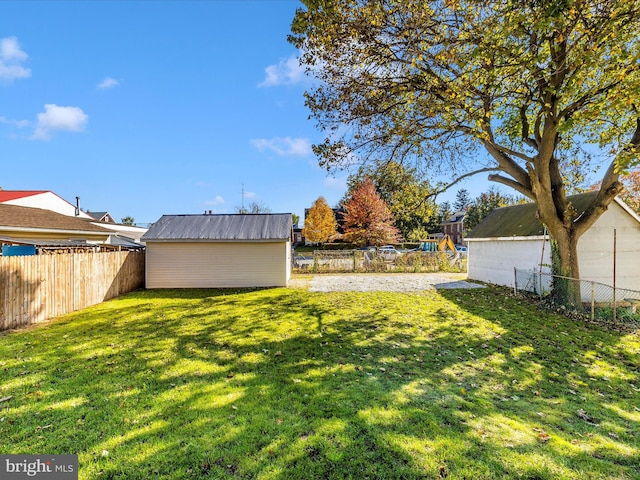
467;192;599;239
86;211;111;222
142;213;292;241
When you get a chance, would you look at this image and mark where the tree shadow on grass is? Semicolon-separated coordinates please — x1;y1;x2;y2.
0;287;638;479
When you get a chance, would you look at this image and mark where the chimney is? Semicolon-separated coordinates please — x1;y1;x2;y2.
75;196;80;216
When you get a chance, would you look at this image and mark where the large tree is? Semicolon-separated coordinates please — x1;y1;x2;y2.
303;196;337;243
453;189;472;212
342;178;401;246
344;161;438;240
291;0;640;302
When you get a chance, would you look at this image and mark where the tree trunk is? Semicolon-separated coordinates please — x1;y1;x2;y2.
550;228;582;309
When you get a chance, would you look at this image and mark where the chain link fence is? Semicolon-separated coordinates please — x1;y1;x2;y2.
514;268;640;325
293;250;465;274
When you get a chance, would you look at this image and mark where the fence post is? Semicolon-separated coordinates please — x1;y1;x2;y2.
513;268;517;295
613;228;617;323
591;281;595;322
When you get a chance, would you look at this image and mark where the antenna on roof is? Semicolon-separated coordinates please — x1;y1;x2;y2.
75;196;80;216
241;183;245;213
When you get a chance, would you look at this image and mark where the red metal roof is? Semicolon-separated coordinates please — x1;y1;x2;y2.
0;190;49;202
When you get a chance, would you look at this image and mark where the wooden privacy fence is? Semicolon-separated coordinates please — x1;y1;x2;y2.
0;251;145;331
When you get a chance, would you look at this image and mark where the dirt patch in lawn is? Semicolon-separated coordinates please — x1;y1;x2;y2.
289;272;485;292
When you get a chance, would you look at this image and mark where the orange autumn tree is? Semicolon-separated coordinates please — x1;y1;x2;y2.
592;169;640;215
342;178;401;246
303;196;337;243
620;170;640;215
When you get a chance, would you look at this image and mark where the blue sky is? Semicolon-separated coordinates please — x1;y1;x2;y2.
0;0;487;226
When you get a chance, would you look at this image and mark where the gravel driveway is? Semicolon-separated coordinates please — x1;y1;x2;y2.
290;273;485;292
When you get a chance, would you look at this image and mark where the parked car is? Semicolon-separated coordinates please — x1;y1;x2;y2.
293;254;314;268
378;245;402;260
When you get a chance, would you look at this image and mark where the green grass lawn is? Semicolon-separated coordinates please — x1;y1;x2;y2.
0;284;638;479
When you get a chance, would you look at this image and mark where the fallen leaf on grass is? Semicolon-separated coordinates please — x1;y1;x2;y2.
533;427;551;442
537;432;551;442
0;396;13;403
577;409;599;425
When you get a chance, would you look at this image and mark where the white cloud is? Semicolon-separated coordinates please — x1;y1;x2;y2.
243;191;256;199
251;137;312;157
97;77;120;89
204;195;225;206
1;37;27;61
31;104;88;140
258;54;305;87
0;116;29;128
0;36;31;83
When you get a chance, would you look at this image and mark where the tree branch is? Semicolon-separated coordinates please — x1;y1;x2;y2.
488;174;535;199
573;116;640;235
487;141;535;163
520;103;538;149
483;141;532;191
428;167;501;198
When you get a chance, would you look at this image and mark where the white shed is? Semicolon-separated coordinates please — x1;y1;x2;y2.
142;213;292;289
466;193;640;298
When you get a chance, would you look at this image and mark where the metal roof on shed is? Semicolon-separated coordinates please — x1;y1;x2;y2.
141;213;292;241
467;192;598;239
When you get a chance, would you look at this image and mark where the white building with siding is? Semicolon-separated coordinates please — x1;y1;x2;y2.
142;213;292;288
466;193;640;299
0;190;94;219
